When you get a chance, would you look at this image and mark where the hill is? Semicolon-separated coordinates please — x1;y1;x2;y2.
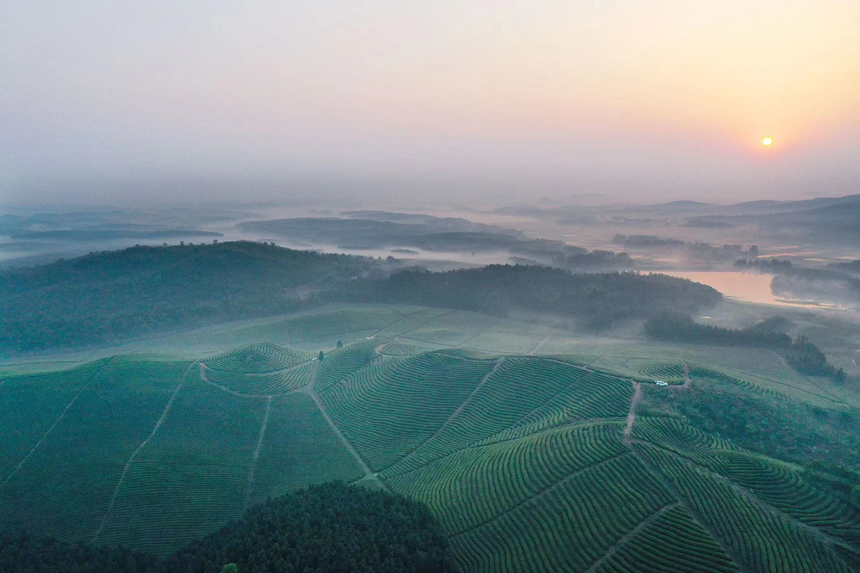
0;482;454;572
0;242;374;355
686;195;860;242
0;242;709;354
236;216;634;271
340;265;721;329
2;316;858;572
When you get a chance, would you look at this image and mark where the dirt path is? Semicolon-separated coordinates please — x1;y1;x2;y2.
380;358;505;473
682;363;692;389
199;362;308;398
529;330;555;355
1;357;113;489
449;453;628;539
643;442;856;555
243;396;273;511
771;350;844;404
584;502;679;573
623;382;642;445
92;360;195;542
367;307;438;339
629;446;746;571
457;318;503;348
304;362;388;491
306;386;387;491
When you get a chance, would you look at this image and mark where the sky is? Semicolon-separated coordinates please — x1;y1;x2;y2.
2;0;859;206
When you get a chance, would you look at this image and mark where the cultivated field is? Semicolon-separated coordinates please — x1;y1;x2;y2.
1;304;858;571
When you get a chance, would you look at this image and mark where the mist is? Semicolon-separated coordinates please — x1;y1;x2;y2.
3;0;859;207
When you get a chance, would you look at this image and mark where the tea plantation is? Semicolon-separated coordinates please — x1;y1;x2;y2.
1;305;858;572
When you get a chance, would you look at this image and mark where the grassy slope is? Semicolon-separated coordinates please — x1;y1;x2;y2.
2;306;859;570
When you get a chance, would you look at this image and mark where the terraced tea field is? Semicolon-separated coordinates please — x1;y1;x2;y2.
2;305;859;571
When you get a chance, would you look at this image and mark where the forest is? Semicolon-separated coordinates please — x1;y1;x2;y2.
645;313;845;379
0;242;721;354
0;483;454;573
340;264;721;329
644;313;793;347
0;242;374;354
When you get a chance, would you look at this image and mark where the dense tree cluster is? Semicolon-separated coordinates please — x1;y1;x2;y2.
0;242;372;354
829;260;860;275
549;249;633;271
644;313;792;348
734;258;794;272
645;313;845;380
784;335;844;379
0;483;455;573
0;533;156;572
164;482;455;573
612;235;758;262
338;265;721;329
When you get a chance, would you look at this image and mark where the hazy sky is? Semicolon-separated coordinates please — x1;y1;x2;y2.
2;0;859;206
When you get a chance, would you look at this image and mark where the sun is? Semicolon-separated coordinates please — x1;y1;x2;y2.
762;137;774;146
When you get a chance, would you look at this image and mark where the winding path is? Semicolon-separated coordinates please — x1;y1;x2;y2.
304;362;389;491
584;502;680;573
529;330;555;355
243;396;273;511
92;360;197;542
623;382;642;445
379;358;506;473
1;357;114;489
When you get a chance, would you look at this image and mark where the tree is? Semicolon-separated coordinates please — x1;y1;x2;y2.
337;340;343;349
318;350;325;361
221;565;239;573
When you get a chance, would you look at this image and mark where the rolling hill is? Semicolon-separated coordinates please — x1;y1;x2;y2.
1;305;858;572
0;241;717;355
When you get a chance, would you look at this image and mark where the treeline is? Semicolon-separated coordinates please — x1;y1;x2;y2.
645;313;845;380
829;260;860;275
0;483;455;573
645;313;792;348
0;242;374;354
736;257;860;285
0;244;722;354
614;235;759;262
736;258;860;304
734;258;793;272
784;335;845;379
338;265;721;329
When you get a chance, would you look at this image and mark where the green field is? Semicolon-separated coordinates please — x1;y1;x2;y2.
1;304;859;570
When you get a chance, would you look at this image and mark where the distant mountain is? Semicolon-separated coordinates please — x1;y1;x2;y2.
648;200;717;213
236;217;631;272
725;194;860;215
11;229;223;241
686;195;860;242
340;210;518;235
